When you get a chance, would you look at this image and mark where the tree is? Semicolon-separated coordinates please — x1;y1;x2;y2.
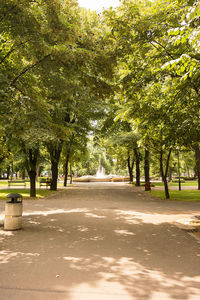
104;0;200;197
0;0;56;196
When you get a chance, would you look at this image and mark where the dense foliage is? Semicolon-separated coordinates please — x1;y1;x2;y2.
0;0;199;198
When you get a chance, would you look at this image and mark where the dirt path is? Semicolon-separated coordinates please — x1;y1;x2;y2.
0;182;200;300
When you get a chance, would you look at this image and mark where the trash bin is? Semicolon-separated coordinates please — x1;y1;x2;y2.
4;193;23;231
145;181;151;191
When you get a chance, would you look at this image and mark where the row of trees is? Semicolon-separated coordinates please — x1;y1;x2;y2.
0;0;115;196
0;0;199;199
97;0;200;197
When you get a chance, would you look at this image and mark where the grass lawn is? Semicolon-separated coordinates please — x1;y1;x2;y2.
0;180;10;186
153;181;198;187
151;190;200;201
0;189;54;200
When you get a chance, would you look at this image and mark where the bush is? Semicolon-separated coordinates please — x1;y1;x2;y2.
174;176;196;181
182;177;196;181
38;177;52;182
172;179;185;183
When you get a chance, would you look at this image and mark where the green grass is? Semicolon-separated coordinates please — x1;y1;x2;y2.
170;181;197;186
0;189;54;200
0;180;9;186
151;190;200;201
152;182;164;187
153;181;198;187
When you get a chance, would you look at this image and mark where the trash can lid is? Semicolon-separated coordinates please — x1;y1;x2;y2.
6;193;23;199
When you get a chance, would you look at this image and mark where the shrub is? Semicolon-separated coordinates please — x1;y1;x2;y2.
172;179;185;183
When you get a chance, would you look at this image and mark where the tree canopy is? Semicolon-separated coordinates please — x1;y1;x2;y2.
0;0;199;198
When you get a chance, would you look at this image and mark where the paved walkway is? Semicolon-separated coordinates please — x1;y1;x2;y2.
0;182;200;300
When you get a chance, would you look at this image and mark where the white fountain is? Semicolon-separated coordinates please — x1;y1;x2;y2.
96;154;106;178
74;154;128;182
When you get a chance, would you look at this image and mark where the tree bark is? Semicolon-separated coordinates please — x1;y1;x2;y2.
144;148;150;191
51;160;59;190
36;164;40;182
29;170;36;197
194;144;200;190
64;148;70;187
134;147;140;186
11;161;14;180
70;162;73;184
127;152;134;183
160;147;172;199
6;167;10;179
48;142;63;191
26;149;38;198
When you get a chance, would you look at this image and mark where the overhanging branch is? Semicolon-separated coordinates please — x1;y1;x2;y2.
11;54;51;85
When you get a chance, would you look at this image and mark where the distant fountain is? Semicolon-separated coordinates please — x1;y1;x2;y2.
75;153;128;182
96;166;105;178
96;154;106;178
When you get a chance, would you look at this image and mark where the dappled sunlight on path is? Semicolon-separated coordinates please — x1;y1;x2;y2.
0;183;200;299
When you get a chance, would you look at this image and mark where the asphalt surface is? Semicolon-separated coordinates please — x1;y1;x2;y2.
0;182;200;300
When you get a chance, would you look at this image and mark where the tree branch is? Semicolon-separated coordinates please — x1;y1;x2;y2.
0;40;30;65
0;4;18;23
11;83;27;96
164;148;172;178
11;54;51;85
151;40;175;60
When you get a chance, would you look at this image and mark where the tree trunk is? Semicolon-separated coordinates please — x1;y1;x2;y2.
144;148;150;191
26;149;39;198
160;147;172;199
70;162;73;184
48;142;63;191
134;147;140;186
36;164;40;182
29;170;36;197
6;167;10;179
163;176;170;199
194;144;200;190
51;160;59;190
64;148;70;187
177;150;181;191
127;152;134;183
11;161;14;180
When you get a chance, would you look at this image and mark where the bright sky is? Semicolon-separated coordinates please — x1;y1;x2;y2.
78;0;120;12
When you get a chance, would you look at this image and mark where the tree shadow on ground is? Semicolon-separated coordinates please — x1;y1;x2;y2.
0;205;200;300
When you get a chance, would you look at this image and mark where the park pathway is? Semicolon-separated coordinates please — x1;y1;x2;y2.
0;182;200;300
